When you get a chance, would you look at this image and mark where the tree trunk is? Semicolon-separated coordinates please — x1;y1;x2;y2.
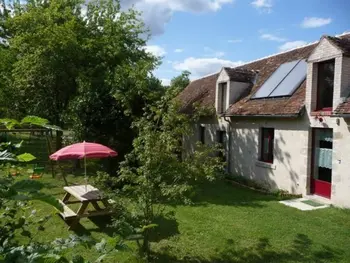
142;230;151;262
56;130;63;150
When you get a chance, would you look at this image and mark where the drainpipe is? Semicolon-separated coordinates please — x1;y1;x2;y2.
223;115;231;174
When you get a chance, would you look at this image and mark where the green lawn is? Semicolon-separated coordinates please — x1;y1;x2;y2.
12;174;350;263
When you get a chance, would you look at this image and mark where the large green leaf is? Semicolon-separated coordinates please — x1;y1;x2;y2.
11;180;44;193
21;116;49;126
17;153;36;162
0;118;20;129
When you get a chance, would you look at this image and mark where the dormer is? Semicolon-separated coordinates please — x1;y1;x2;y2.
306;35;350;114
215;67;256;115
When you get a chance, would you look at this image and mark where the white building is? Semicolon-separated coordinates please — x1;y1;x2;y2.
177;33;350;208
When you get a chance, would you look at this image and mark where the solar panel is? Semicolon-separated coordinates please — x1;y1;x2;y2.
252;60;299;99
269;59;307;97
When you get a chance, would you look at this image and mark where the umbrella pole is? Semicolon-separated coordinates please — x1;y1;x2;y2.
84;156;87;192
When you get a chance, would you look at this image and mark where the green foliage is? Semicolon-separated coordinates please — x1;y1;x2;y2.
105;86;225;259
0;116;62;165
17;153;37;162
21;116;49;126
169;70;191;91
0;118;20;129
0;0;164;167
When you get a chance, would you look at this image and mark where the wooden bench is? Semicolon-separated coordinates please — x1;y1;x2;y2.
58;200;77;220
57;184;114;230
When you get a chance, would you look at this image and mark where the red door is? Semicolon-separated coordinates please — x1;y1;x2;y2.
310;128;333;199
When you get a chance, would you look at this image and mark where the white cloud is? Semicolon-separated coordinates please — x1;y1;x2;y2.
120;0;233;36
279;41;307;51
174;48;184;53
228;39;243;43
301;17;332;28
251;0;272;13
260;33;286;42
161;78;171;86
174;57;243;77
144;45;167;57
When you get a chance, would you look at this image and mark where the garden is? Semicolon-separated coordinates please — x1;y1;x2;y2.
2;167;350;262
1;1;350;262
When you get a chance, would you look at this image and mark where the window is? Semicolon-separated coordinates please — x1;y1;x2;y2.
199;126;205;144
217;130;226;160
316;59;335;111
217;130;226;144
260;128;274;163
219;83;227;113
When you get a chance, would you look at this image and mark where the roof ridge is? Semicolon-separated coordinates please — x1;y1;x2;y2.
190;31;350;82
232;41;318;69
191;72;219;81
235;32;350;69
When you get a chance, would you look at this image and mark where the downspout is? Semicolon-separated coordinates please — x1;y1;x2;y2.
223;115;231;174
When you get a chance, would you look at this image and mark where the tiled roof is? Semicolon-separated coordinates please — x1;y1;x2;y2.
223;67;257;83
334;98;350;115
325;35;350;55
177;73;218;114
177;33;350;116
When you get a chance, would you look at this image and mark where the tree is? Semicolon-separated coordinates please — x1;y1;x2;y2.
64;0;164;161
0;0;164;162
1;0;86;125
104;86;224;260
169;70;191;91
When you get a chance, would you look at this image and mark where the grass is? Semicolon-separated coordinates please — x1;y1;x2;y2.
7;173;350;263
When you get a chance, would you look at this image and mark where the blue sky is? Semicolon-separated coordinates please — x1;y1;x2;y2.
121;0;350;85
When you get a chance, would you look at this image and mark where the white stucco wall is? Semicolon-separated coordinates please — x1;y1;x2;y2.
185;115;310;195
229;81;251;106
229;117;310;195
185;113;350;207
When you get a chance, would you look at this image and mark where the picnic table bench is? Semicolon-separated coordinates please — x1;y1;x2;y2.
58;184;114;230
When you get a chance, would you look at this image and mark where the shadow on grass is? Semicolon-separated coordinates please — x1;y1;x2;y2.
190;180;277;208
150;214;180;242
69;215;115;237
152;234;343;263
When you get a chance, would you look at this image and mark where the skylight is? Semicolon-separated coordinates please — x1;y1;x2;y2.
252;59;307;99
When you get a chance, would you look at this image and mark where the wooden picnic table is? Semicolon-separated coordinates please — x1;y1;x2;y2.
58;184;114;230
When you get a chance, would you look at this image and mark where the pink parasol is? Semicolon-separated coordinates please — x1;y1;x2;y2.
50;141;117;160
50;141;117;189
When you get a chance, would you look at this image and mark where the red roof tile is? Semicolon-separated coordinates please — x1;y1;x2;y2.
334;98;350;114
178;33;350;116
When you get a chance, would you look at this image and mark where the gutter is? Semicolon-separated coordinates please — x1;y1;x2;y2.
223;116;231;174
223;106;305;119
331;114;350;118
223;114;300;118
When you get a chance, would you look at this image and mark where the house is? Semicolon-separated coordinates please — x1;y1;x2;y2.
177;32;350;208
